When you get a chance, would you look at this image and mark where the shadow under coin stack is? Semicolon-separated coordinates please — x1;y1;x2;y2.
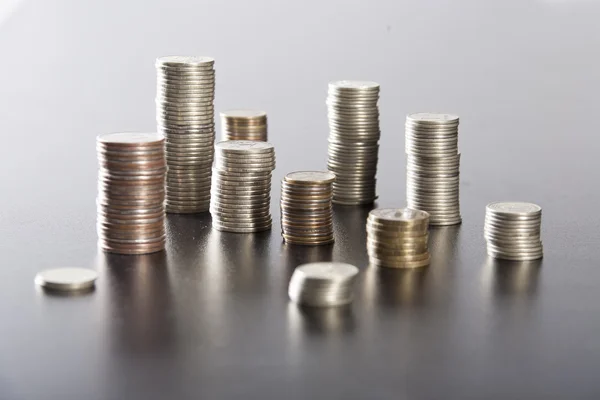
288;262;359;307
155;56;216;214
220;109;268;141
366;208;430;268
97;132;166;255
326;80;381;205
280;171;336;245
484;202;543;261
210;141;276;233
405;113;461;226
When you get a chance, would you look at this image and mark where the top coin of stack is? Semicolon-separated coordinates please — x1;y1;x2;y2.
326;80;381;205
155;56;216;214
210;140;276;233
280;171;336;245
484;202;543;261
220;109;268;141
366;208;430;268
405;113;461;226
97;132;167;255
288;262;359;307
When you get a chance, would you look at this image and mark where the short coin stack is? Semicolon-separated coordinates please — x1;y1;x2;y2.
210;141;276;233
326;80;381;205
406;113;461;226
366;208;430;268
280;171;335;245
155;56;216;214
484;202;543;261
220;109;268;141
288;262;359;307
97;132;166;255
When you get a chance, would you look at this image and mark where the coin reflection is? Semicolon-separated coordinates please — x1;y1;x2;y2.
481;256;541;297
98;251;175;354
287;303;355;336
363;265;429;308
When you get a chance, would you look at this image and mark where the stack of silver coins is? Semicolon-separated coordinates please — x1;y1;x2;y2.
326;80;381;205
288;262;359;307
405;113;461;226
220;109;268;141
210;141;275;233
484;202;543;261
366;208;430;268
155;56;216;214
97;132;166;255
280;171;335;245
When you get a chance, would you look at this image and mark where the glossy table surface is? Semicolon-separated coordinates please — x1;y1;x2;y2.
1;0;599;398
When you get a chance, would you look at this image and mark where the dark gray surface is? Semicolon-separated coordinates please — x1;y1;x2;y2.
1;0;599;398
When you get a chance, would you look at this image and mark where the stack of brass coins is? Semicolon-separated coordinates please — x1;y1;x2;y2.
210;141;275;233
155;56;216;214
484;202;543;261
280;171;335;245
366;208;430;268
405;113;461;226
326;80;381;205
97;132;166;255
220;109;268;141
288;262;359;307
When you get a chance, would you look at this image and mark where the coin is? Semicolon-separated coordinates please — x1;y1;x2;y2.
156;55;216;214
220;109;268;141
288;262;359;307
483;201;543;261
35;268;98;292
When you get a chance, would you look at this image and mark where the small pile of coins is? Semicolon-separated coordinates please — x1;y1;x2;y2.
484;202;543;261
280;171;335;245
406;113;461;226
220;109;268;141
210;140;276;233
97;132;166;255
366;208;430;268
326;80;381;205
288;262;359;307
156;56;216;214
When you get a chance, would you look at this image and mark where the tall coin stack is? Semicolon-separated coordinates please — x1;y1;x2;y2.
405;113;461;226
280;171;335;245
366;208;430;268
220;109;268;141
288;262;359;307
326;80;381;205
210;141;275;233
484;202;543;261
156;56;216;214
97;132;166;255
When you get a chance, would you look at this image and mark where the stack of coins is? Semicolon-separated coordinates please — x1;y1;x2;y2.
155;56;216;214
326;80;381;205
97;132;166;255
405;113;461;225
366;208;430;268
288;262;359;307
484;202;543;261
280;171;335;245
210;141;276;233
220;109;268;141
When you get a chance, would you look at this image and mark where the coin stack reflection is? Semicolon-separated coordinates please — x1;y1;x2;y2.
484;202;543;261
405;113;461;226
288;262;359;307
280;171;335;245
210;141;275;233
156;56;216;214
97;132;166;255
326;81;381;205
366;208;430;268
220;109;268;141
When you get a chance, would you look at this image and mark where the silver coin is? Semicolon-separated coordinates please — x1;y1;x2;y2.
35;268;98;291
